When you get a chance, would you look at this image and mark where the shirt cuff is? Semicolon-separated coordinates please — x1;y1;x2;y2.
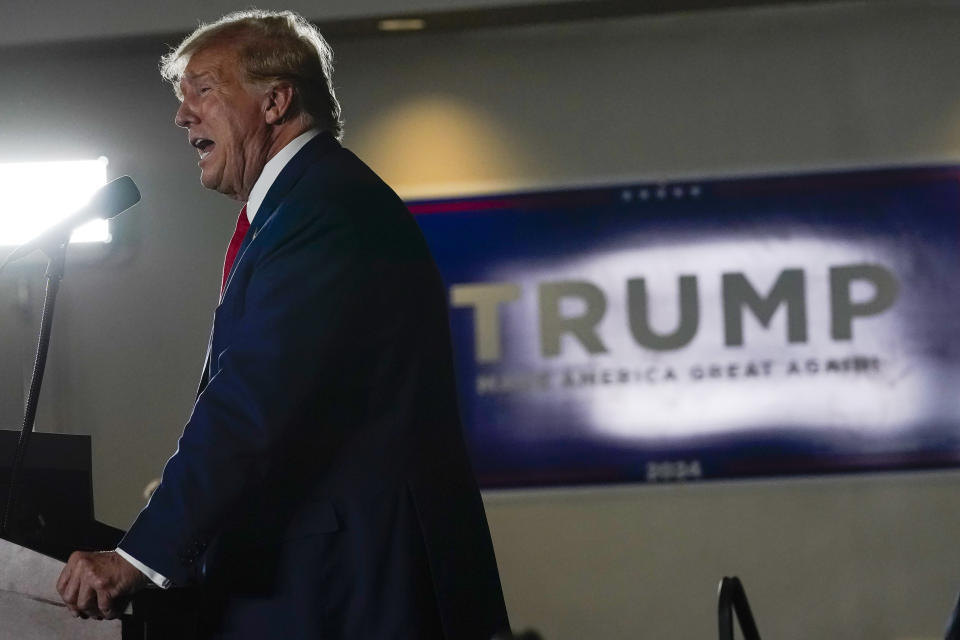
116;547;171;589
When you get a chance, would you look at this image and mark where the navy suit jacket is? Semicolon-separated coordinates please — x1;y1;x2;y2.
120;132;509;639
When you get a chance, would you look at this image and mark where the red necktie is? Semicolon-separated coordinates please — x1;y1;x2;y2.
222;205;250;295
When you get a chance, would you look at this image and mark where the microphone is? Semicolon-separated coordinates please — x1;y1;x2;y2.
4;175;141;264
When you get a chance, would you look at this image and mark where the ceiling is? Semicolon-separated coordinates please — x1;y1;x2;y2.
1;0;858;48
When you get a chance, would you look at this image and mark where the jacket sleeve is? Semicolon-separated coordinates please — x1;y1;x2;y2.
119;207;370;585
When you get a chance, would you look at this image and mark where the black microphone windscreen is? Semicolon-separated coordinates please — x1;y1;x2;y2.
94;175;141;220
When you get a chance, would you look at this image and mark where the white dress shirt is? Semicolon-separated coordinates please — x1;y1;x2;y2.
117;128;322;589
245;128;320;222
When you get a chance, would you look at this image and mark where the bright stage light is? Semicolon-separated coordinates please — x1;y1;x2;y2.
0;157;110;246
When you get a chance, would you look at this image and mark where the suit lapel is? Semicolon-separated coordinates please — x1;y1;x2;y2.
220;131;340;299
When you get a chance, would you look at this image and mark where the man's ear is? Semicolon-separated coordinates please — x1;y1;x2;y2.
264;82;296;125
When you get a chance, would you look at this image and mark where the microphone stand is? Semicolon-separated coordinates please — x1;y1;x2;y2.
1;234;69;539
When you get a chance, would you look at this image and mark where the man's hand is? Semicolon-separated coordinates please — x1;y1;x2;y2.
56;550;148;620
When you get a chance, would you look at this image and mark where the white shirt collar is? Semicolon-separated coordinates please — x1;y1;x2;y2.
246;128;321;222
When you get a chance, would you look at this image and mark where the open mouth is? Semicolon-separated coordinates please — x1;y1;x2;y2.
192;138;215;159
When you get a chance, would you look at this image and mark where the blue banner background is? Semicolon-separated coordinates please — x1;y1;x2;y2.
410;167;960;487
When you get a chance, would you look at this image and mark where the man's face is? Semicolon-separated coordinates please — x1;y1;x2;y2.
175;45;271;200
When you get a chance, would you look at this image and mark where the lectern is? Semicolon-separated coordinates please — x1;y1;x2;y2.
0;429;198;639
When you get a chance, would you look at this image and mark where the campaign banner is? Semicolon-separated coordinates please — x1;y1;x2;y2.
409;167;960;487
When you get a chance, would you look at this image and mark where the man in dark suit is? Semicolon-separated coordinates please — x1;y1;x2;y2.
56;10;509;639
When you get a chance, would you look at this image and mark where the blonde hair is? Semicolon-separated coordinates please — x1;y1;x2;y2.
160;9;343;140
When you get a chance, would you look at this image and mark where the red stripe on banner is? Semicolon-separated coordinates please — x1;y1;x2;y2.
408;190;616;215
408;198;526;214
